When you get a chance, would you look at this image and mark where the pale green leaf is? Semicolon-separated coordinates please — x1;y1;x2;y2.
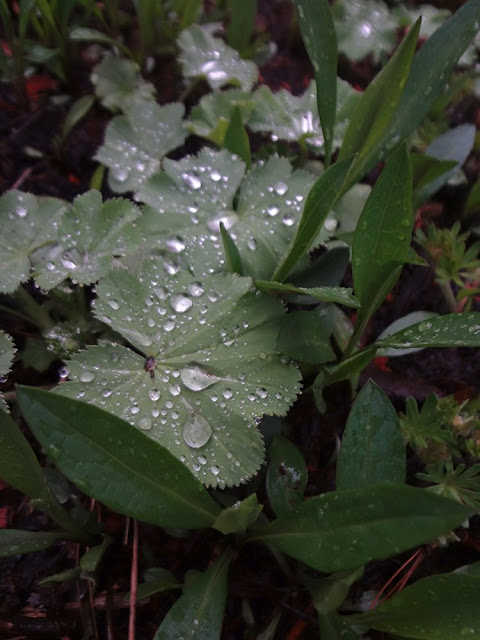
91;55;156;112
55;261;301;487
95;101;186;193
376;311;439;356
178;24;258;91
213;494;262;534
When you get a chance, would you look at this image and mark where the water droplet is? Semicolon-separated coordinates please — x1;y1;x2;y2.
207;210;238;233
181;364;221;391
138;417;152;430
108;299;120;310
274;181;288;195
256;387;268;399
171;294;192;313
198;455;207;465
166;236;186;253
247;238;257;251
130;405;140;414
164;320;176;332
359;20;372;37
80;371;95;382
223;388;233;399
187;282;204;297
16;206;27;217
282;214;295;227
210;169;221;181
61;252;78;270
58;366;69;380
210;465;220;475
267;205;280;217
182;172;201;190
102;388;112;398
149;388;161;401
183;412;213;448
169;384;181;396
112;166;129;183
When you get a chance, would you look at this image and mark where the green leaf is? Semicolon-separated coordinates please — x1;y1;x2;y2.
59;95;95;145
348;572;480;639
376;311;439;357
0;190;66;293
254;280;359;309
0;331;15;411
69;26;132;58
178;24;258;91
272;157;353;283
0;530;63;557
153;550;232;640
336;380;406;490
296;0;337;165
349;143;413;352
95;101;186;193
375;312;480;349
223;105;251;166
276;309;336;365
127;567;181;601
249;80;360;155
55;262;301;488
338;19;420;186
226;0;257;54
220;222;244;275
17;386;220;530
305;567;364;615
213;494;262;535
137;149;315;280
91;55;156;113
248;483;472;572
266;435;308;517
317;612;360;640
80;534;112;573
34;190;141;289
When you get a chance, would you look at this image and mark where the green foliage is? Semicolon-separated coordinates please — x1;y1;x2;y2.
418;460;480;511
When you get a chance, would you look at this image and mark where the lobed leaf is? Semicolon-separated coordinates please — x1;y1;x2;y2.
91;55;156;113
55;261;301;487
0;331;15;411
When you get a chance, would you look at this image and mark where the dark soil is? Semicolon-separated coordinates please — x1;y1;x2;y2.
1;1;480;639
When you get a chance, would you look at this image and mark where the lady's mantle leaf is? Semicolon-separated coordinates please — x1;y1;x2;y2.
91;55;156;113
95;101;186;193
35;190;141;290
56;260;301;488
0;331;14;411
178;24;258;91
0;190;66;293
137;148;315;280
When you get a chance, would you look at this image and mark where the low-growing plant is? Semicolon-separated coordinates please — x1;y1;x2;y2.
1;0;480;637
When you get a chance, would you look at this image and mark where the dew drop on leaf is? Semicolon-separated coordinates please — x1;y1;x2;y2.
187;282;205;297
80;371;96;382
138;416;152;430
282;214;295;227
149;388;161;401
183;412;213;448
108;299;120;310
170;294;193;313
274;181;288;195
166;236;186;253
181;364;221;391
182;172;202;190
267;205;280;217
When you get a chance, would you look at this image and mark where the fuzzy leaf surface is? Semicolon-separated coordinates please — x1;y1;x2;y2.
91;55;156;112
249;483;472;572
18;387;220;529
35;190;142;289
95;101;186;193
0;332;14;411
137;149;315;280
0;190;66;293
178;24;258;91
56;261;301;487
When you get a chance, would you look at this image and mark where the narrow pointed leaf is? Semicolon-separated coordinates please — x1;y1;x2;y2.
375;312;480;349
154;551;232;640
296;0;337;165
349;573;480;639
223;105;251;166
336;380;405;490
220;222;244;275
272;157;353;283
0;530;64;557
339;19;420;185
249;483;472;572
17;386;220;530
213;494;262;535
266;435;308;517
255;280;359;308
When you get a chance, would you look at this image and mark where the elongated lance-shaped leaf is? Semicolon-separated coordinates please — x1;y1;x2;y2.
223;105;251;167
154;550;232;640
375;312;480;349
17;386;221;530
248;483;472;572
296;0;337;166
347;143;412;356
266;435;308;518
272;157;353;283
348;572;480;639
220;222;244;275
254;280;359;308
0;530;65;558
336;380;405;490
338;19;419;183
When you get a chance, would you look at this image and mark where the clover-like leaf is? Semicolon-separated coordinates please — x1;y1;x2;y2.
249;79;361;153
55;259;301;488
35;190;141;289
0;331;15;412
137;148;316;280
91;55;156;113
178;24;258;91
186;88;256;144
0;190;66;293
95;101;186;193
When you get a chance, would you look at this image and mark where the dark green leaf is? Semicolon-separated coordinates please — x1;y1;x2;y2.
255;280;359;308
277;309;336;365
338;20;420;187
38;567;82;586
317;612;360;640
127;568;181;601
249;483;472;572
17;387;220;530
349;573;480;639
463;179;480;221
305;567;364;615
223;105;251;166
226;0;257;55
0;530;63;558
220;222;244;275
336;380;405;490
153;550;232;639
213;494;262;535
80;534;112;573
272;158;353;283
375;312;480;349
296;0;338;165
266;435;308;517
412;154;458;209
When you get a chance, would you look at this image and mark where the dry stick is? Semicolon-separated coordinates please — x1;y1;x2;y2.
128;519;139;640
10;166;32;190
